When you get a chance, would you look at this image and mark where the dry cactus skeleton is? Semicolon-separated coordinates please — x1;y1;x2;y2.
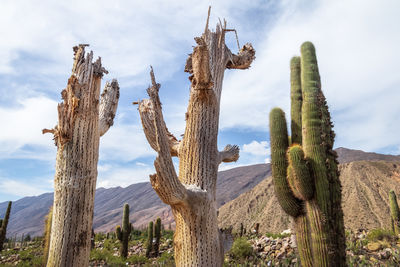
43;44;119;267
136;16;255;266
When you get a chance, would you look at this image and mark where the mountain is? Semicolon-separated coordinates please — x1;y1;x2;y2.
1;147;399;238
0;163;269;237
218;160;400;234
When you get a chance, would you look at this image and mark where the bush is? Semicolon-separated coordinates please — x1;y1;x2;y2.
157;251;174;265
265;232;290;239
127;254;149;264
230;237;254;260
366;229;396;242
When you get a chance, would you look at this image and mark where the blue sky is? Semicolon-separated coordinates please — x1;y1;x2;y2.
0;0;399;202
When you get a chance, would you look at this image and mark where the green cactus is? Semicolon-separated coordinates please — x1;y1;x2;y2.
116;203;132;258
154;218;162;256
269;42;346;267
43;206;53;262
0;201;12;252
389;190;400;234
146;221;154;258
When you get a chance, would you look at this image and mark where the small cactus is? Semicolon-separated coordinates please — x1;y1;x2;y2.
154;218;162;256
116;203;132;258
43;206;53;262
0;201;12;251
389;190;400;234
240;223;244;237
146;221;154;258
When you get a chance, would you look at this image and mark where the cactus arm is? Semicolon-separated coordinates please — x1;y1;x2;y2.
300;42;331;214
290;56;302;145
116;226;122;241
269;108;303;217
287;145;314;201
389;190;400;234
218;144;239;163
225;43;256;70
137;99;181;157
99;79;120;137
139;68;187;206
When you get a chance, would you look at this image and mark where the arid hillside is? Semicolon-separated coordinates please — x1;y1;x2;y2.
218;160;400;233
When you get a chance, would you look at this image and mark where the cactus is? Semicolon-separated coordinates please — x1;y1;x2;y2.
240;223;244;237
154;218;162;256
43;206;53;262
389;190;400;234
136;11;255;266
0;201;12;251
269;42;346;267
146;221;154;258
116;203;132;258
43;45;119;266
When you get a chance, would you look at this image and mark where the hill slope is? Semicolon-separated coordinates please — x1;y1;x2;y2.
218;160;400;233
0;164;269;237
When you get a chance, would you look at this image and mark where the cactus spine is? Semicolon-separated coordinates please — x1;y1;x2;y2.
0;201;12;251
389;190;400;234
154;218;162;257
146;221;154;258
116;203;132;258
269;42;346;267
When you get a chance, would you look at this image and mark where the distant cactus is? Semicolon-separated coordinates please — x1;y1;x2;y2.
240;223;244;237
154;218;162;256
43;206;53;262
0;201;12;251
116;203;132;258
269;42;346;267
146;221;154;258
389;190;400;234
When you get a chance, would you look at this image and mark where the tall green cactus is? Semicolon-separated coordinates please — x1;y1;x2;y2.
154;218;162;256
269;42;346;267
116;203;132;258
389;190;400;234
146;221;154;258
0;201;12;251
43;206;53;262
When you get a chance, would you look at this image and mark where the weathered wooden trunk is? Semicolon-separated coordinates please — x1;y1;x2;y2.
138;17;255;266
44;45;119;266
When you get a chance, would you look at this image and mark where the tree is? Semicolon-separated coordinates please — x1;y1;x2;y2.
136;10;255;266
43;44;119;266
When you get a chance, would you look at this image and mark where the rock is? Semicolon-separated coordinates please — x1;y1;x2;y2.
378;248;391;260
281;229;292;235
367;242;382;252
290;234;297;248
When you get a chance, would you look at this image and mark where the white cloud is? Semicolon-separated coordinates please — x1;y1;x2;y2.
219;140;271;171
0;178;51;198
99;118;156;162
0;96;58;160
220;0;400;153
242;140;270;157
97;165;154;188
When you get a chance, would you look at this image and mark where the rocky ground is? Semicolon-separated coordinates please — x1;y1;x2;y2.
2;229;400;266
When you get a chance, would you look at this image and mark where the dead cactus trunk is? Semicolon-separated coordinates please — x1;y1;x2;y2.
137;12;255;266
43;44;119;267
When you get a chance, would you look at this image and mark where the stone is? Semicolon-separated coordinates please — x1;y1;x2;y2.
367;242;382;252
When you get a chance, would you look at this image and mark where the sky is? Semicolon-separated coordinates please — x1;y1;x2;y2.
0;0;399;202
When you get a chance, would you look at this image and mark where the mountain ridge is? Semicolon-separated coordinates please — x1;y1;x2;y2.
1;147;399;237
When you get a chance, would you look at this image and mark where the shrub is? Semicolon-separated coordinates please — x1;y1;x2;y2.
230;237;254;260
366;228;396;242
